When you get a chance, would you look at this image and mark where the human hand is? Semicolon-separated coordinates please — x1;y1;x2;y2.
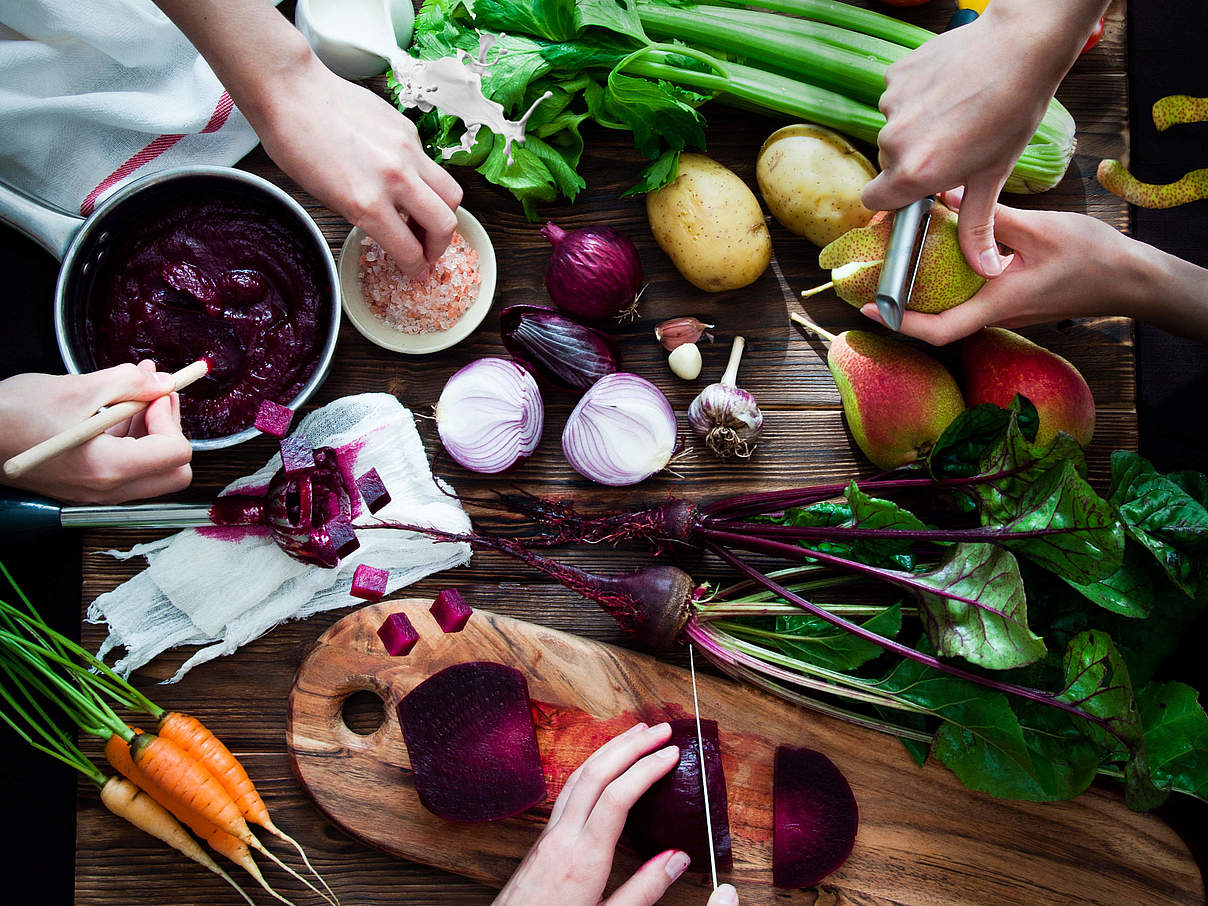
857;189;1145;345
0;361;193;504
495;721;740;906
861;2;1102;278
253;55;463;278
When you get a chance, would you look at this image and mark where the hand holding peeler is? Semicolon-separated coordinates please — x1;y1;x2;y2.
874;195;933;332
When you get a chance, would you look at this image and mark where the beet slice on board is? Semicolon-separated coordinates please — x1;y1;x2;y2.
624;717;732;872
397;661;546;822
773;745;859;889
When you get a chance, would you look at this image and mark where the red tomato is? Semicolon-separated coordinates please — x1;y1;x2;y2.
1081;16;1106;53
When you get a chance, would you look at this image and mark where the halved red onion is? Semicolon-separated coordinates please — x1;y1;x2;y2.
436;358;544;474
562;373;677;487
500;304;620;393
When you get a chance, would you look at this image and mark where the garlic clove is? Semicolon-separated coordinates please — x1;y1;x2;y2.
668;342;703;380
655;317;715;351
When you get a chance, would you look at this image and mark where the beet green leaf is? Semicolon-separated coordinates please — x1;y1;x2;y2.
1137;681;1208;802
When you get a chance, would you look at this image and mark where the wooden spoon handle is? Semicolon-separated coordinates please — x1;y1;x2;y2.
2;360;209;481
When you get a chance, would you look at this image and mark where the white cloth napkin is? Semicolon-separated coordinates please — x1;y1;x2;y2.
88;394;473;681
0;0;260;216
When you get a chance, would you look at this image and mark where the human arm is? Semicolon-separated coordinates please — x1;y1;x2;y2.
861;0;1109;278
0;361;193;504
152;0;462;277
858;189;1208;346
496;721;740;906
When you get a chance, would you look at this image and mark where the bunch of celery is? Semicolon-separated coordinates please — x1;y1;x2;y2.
401;0;1076;216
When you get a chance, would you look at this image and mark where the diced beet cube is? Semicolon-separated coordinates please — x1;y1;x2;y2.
352;564;390;601
429;588;473;633
255;400;295;438
377;612;419;656
355;468;392;514
280;434;315;476
324;515;360;559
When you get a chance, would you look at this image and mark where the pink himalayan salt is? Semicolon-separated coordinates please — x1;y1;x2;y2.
358;231;480;334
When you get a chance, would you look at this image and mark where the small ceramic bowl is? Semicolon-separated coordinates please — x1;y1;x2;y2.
338;208;497;355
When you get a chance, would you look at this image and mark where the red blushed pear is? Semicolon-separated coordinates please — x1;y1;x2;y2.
961;328;1095;447
792;314;965;470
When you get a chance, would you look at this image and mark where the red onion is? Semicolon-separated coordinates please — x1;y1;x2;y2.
436;358;544;474
500;304;621;393
541;222;643;320
562;373;678;486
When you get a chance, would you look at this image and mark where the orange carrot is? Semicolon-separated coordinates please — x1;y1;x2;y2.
106;734;299;906
157;710;337;903
109;732;331;905
99;775;254;906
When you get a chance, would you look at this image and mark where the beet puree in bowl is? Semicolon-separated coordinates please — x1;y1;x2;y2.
85;192;330;440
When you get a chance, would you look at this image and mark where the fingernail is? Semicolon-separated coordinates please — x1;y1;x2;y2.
623;722;648;737
665;851;691;881
648;721;670;735
154;372;174;388
714;883;738;905
979;248;1003;278
656;744;679;761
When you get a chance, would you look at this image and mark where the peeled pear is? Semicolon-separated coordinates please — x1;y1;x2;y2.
793;314;965;469
961;328;1095;447
817;203;985;312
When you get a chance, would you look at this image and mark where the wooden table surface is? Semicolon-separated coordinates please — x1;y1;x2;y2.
72;2;1175;903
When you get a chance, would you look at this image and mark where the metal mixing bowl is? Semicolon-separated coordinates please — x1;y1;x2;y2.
0;166;340;451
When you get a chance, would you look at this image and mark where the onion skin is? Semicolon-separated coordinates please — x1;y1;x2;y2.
500;304;621;393
542;222;643;320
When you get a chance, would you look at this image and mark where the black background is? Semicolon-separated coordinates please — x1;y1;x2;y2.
1;1;1206;901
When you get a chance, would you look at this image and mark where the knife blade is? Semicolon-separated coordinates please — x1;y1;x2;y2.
688;643;718;890
874;194;933;332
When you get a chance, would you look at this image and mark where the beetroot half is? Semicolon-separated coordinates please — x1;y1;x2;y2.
624;718;732;872
773;745;859;889
397;661;546;822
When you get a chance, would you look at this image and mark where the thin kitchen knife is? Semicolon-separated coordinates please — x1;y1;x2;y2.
688;643;719;891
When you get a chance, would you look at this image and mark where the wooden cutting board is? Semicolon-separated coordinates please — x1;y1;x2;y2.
286;599;1203;905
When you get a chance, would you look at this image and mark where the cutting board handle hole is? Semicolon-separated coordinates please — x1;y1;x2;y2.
340;689;387;736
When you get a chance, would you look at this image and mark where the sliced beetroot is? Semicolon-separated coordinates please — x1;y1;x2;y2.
377;611;419;656
254;399;295;438
397;661;546;822
355;468;392;514
264;446;352;567
280;434;316;476
324;515;360;559
624;718;732;872
773;745;859;889
352;564;389;601
429;588;473;633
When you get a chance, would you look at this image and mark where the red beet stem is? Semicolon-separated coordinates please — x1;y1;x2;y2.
702;539;1108;729
363;519;695;649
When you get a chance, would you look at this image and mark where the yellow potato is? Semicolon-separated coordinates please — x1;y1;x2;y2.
646;152;771;292
756;124;877;247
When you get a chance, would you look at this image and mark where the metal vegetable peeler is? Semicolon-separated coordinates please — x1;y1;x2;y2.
874;194;934;332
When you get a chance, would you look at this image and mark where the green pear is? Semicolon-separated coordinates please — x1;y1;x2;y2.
817;203;985;312
792;315;966;469
961;328;1095;447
